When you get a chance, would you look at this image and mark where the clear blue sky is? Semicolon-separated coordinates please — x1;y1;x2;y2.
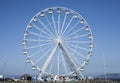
0;0;120;76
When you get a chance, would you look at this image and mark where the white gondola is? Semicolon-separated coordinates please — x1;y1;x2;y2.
24;31;28;36
24;49;28;55
57;8;61;14
80;19;84;24
88;51;93;56
26;58;31;63
73;14;78;19
85;59;89;65
40;12;45;17
32;65;37;70
80;67;84;72
88;34;92;39
66;10;70;15
28;23;32;28
89;43;93;48
85;26;89;31
22;40;26;45
48;8;53;14
33;16;37;22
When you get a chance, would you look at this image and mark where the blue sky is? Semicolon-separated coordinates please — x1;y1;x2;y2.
0;0;120;76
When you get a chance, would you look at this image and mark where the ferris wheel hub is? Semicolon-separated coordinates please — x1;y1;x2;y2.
55;36;62;45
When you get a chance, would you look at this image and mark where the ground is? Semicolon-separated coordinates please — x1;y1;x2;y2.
0;79;120;83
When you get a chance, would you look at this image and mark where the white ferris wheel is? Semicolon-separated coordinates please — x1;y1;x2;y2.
22;7;93;80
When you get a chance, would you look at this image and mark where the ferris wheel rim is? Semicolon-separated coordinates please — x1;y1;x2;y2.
23;6;93;77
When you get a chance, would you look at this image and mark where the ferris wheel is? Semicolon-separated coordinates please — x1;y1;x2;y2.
22;7;93;80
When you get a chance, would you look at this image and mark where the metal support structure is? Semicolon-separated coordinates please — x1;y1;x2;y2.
37;45;58;81
58;42;84;79
38;37;84;81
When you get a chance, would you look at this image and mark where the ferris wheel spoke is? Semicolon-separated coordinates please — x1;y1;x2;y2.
29;44;52;58
64;21;79;36
67;43;89;51
58;14;60;34
26;42;52;49
65;33;88;40
73;57;81;67
45;15;55;36
38;34;52;40
29;50;42;58
61;14;67;34
26;38;52;42
26;39;39;42
66;40;90;44
48;60;53;74
66;44;84;58
69;52;82;66
66;45;86;59
52;14;57;35
32;24;52;38
61;51;68;74
37;18;54;37
34;46;53;64
29;31;39;36
29;31;52;40
62;17;74;36
64;49;79;73
57;51;60;75
65;26;85;39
